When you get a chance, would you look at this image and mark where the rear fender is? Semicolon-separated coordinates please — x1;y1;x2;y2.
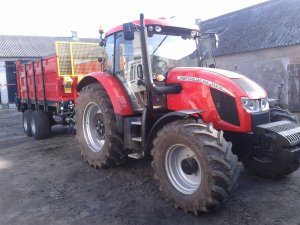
77;72;134;116
146;110;204;152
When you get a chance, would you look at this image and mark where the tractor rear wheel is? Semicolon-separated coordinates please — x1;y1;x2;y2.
151;120;239;214
75;83;127;168
31;111;51;140
22;109;33;137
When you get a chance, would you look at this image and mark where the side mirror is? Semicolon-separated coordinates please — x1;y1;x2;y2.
99;39;106;47
213;33;219;49
123;23;135;41
98;57;104;63
99;26;107;47
137;64;143;79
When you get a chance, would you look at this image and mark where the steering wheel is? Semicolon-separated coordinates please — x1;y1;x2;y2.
154;59;168;74
158;60;168;72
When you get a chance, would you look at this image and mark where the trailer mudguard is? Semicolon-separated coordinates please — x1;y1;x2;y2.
77;72;134;116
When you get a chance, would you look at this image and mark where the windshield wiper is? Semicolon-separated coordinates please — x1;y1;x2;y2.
151;35;168;56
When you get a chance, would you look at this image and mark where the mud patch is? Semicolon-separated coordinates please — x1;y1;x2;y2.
0;109;300;225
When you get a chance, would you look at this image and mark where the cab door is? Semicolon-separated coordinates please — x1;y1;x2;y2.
114;32;146;112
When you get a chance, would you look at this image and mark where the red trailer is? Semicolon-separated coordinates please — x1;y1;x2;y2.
16;42;101;139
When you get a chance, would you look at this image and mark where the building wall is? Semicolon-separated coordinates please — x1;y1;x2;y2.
215;45;300;111
0;60;8;105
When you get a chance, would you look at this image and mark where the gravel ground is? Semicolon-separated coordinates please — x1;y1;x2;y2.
0;109;300;225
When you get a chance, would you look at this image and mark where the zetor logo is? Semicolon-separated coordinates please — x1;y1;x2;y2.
177;76;234;97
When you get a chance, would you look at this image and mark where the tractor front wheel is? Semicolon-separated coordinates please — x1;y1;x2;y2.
240;152;299;177
270;107;298;123
240;108;299;177
151;120;239;214
75;83;127;168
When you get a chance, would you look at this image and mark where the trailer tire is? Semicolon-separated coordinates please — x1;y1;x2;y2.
31;111;51;140
22;109;33;137
75;83;127;168
151;120;239;214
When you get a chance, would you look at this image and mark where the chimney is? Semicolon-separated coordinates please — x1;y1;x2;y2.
71;31;78;39
195;19;202;31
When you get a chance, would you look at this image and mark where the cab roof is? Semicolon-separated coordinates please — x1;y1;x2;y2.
105;18;198;37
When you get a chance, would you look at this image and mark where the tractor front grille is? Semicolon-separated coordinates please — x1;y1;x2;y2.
210;88;240;126
264;120;299;132
286;133;300;143
257;121;300;146
251;111;270;128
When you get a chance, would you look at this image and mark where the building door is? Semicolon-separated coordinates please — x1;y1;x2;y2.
288;64;300;112
5;61;17;103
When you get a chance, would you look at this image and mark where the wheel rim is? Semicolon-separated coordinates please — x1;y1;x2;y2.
165;144;201;195
31;119;36;135
83;102;105;153
23;118;28;131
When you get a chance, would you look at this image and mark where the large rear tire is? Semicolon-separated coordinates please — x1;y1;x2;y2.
22;109;33;137
31;111;51;140
75;83;127;168
151;120;239;214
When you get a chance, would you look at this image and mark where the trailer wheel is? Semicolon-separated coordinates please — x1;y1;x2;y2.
31;111;51;140
151;120;239;214
75;83;127;168
22;109;33;137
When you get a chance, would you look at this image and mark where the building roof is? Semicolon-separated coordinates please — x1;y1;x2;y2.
0;35;99;58
201;0;300;56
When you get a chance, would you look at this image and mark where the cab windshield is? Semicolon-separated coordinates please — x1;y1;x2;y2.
148;32;216;75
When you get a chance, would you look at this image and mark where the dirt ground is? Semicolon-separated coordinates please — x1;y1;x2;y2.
0;109;300;225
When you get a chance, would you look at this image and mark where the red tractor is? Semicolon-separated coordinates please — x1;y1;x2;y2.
75;14;300;214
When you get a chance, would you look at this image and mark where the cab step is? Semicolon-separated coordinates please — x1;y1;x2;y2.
128;152;144;159
131;137;142;142
131;120;142;125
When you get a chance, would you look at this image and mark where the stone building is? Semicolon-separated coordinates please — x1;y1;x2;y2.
202;0;300;111
0;35;97;109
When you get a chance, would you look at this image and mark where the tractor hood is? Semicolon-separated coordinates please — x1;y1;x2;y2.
166;67;269;132
166;67;267;99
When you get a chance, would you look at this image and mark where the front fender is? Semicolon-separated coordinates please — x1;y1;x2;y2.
77;72;134;116
146;110;203;152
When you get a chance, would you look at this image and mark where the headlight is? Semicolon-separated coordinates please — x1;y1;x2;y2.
260;98;269;111
241;97;269;113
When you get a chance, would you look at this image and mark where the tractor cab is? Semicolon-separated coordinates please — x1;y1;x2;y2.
98;17;218;112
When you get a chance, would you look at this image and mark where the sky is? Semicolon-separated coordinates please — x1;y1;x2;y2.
0;0;267;38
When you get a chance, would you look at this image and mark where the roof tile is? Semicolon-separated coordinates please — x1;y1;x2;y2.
202;0;300;56
0;35;99;58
